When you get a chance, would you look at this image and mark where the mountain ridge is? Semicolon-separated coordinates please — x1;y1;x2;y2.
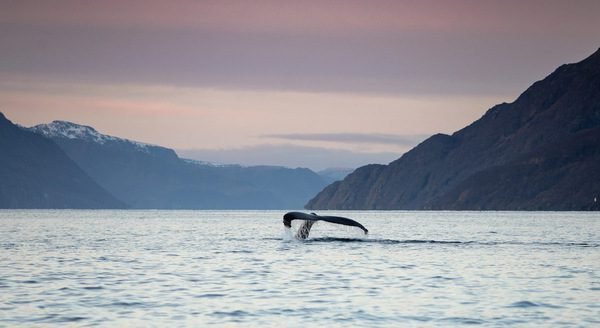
29;120;329;209
306;48;600;210
0;113;125;209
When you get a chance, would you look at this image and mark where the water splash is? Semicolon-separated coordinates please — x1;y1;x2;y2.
282;227;293;242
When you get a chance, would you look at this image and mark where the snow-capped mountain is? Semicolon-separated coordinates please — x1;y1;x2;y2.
0;113;125;208
30;121;154;153
26;118;329;209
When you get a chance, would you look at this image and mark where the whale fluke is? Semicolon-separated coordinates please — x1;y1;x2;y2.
283;211;368;239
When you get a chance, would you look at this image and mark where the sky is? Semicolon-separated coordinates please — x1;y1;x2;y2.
1;0;599;170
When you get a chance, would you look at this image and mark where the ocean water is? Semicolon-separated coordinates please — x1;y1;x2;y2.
0;210;599;327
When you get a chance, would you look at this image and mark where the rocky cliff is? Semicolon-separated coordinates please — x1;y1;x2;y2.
307;48;600;210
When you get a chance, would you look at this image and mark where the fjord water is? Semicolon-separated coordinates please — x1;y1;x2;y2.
1;211;598;327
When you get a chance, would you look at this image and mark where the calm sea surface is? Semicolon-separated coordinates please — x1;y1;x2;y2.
1;210;599;327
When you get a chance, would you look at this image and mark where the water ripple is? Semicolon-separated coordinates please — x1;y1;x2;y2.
508;301;563;309
0;210;598;327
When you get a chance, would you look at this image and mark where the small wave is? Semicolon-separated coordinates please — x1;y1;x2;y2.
507;301;562;308
401;315;432;322
103;301;145;307
56;316;87;323
305;237;468;244
430;275;459;280
195;293;225;298
211;310;253;318
541;242;598;247
438;317;485;325
1;243;18;249
508;301;540;308
497;241;599;248
230;249;253;254
31;315;88;323
273;236;599;247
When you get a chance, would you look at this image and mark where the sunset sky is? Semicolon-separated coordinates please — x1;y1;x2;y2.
2;0;599;169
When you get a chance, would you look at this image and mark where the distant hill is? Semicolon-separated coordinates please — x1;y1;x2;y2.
317;167;354;183
30;121;329;209
307;48;600;210
0;113;125;208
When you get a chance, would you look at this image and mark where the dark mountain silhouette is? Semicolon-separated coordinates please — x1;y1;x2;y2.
0;113;125;208
307;48;600;210
317;167;354;183
30;121;328;209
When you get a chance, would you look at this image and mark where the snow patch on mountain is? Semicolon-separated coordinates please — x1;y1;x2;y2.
181;158;242;168
30;121;153;152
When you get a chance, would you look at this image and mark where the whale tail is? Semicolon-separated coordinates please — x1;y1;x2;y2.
296;220;316;239
283;211;368;240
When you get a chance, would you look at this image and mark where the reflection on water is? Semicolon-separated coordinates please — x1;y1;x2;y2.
0;210;599;326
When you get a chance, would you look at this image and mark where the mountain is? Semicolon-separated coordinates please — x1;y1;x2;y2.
307;48;600;210
317;167;354;183
30;121;329;209
0;113;125;208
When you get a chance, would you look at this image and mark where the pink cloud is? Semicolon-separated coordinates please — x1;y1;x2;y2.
1;90;201;122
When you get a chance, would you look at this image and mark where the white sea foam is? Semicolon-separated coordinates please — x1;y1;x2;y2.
282;227;294;241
